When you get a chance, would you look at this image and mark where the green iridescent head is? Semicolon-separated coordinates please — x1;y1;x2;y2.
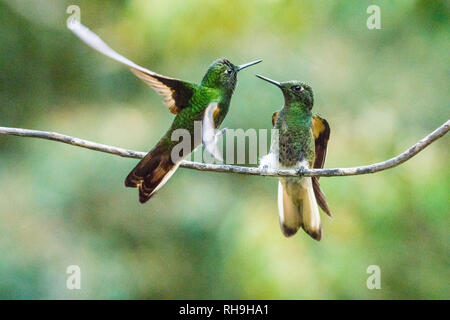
256;74;314;110
201;58;262;91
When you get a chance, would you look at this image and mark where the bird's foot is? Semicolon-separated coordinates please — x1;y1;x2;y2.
296;166;307;176
259;164;270;176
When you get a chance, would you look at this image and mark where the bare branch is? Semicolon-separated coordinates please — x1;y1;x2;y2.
0;120;448;177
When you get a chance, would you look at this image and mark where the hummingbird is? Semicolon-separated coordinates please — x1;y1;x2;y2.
69;22;261;203
257;74;331;241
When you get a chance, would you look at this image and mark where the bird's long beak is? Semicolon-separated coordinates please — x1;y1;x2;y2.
255;74;282;88
237;59;262;71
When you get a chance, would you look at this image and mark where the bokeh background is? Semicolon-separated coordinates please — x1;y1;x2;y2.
0;0;449;299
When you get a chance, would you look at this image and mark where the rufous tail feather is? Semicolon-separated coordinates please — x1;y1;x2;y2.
125;143;179;203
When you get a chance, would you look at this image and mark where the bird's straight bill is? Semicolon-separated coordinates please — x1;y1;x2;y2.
237;59;263;71
69;21;262;203
256;74;331;240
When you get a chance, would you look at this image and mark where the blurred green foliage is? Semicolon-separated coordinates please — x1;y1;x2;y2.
0;0;449;299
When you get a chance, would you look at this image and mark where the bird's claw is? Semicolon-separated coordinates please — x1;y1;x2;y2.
297;166;306;176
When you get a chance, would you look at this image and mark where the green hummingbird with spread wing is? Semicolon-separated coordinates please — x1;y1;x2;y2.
70;22;261;203
257;75;331;241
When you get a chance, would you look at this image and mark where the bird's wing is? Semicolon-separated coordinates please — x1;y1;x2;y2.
272;111;279;126
312;114;332;216
69;22;195;114
202;102;223;162
312;115;330;170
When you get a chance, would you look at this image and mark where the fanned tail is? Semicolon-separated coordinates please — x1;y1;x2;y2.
278;178;322;241
125;142;179;203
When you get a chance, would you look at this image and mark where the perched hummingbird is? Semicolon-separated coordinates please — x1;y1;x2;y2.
69;22;261;203
257;75;331;241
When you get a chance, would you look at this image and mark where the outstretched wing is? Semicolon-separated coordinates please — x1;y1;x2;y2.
312;115;332;216
69;22;195;114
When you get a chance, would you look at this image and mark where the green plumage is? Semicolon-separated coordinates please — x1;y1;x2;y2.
257;74;331;240
69;22;261;203
275;105;315;167
155;59;240;150
125;58;261;202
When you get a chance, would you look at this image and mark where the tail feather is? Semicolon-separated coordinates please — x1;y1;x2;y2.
278;178;322;241
278;181;302;237
125;143;179;203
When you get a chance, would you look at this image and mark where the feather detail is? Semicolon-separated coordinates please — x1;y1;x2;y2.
69;21;195;114
278;178;322;241
124;142;180;203
312;114;332;216
312;178;332;217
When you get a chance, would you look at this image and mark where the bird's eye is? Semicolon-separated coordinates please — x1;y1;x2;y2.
292;85;303;92
225;69;233;75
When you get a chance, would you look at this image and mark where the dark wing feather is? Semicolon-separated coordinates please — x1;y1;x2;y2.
130;69;195;114
312;178;331;217
70;22;195;114
312;115;330;171
312;115;332;216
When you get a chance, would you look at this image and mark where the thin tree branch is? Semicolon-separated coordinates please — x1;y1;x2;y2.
0;120;448;177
